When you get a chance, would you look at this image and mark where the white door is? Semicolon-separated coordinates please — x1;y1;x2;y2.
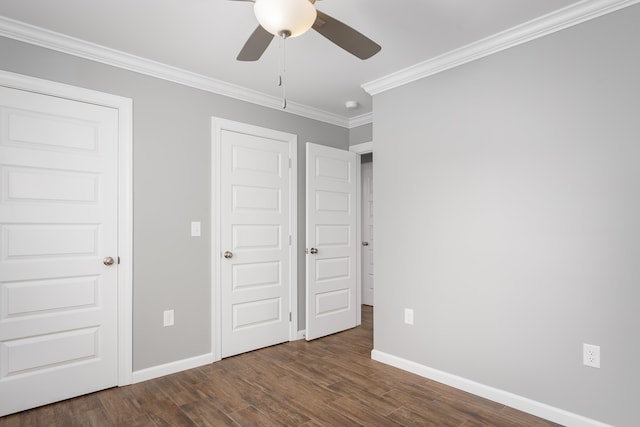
305;143;358;340
218;122;293;358
0;86;119;416
361;161;374;306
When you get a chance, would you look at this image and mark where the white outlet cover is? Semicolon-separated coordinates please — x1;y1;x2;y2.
583;343;600;368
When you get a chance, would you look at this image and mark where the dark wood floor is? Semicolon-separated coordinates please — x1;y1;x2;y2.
1;306;560;426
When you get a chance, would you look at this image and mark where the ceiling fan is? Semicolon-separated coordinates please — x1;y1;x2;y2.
232;0;381;61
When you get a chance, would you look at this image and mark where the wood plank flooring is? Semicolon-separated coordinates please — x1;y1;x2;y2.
0;306;561;426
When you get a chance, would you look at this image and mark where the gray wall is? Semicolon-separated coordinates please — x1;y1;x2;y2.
373;5;639;427
349;123;373;146
0;36;348;370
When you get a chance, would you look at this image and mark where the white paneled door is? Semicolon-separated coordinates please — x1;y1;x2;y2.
0;86;119;415
218;121;294;358
361;161;374;306
306;143;358;340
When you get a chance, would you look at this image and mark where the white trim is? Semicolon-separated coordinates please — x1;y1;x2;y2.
131;353;214;384
371;350;613;427
288;135;299;342
355;157;362;326
0;69;134;386
116;86;134;387
296;330;306;340
348;112;373;128
362;0;640;95
349;141;373;155
212;119;222;362
211;118;298;361
0;16;353;128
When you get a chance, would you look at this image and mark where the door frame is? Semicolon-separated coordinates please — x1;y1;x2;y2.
0;69;134;385
349;141;373;325
211;118;298;361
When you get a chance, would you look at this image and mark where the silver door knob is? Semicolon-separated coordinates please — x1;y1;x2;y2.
224;251;233;259
309;248;318;254
103;256;115;266
362;242;369;246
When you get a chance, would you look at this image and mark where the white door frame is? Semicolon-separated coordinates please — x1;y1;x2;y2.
349;141;373;326
0;69;134;385
211;118;298;361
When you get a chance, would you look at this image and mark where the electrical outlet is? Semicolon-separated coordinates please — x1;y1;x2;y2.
583;343;600;368
404;308;414;325
163;309;174;327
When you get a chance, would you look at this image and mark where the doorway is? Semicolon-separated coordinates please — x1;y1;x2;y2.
212;126;368;355
212;118;297;360
361;154;374;306
349;142;374;308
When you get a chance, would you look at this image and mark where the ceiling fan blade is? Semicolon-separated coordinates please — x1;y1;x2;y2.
312;10;381;60
237;25;274;61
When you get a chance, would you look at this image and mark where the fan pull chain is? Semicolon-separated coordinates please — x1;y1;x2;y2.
278;35;287;109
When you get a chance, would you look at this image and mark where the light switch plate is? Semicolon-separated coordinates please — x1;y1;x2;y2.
163;309;174;327
404;308;414;325
191;221;201;237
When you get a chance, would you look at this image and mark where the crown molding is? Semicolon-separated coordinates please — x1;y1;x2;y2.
362;0;640;95
348;112;373;128
0;15;352;128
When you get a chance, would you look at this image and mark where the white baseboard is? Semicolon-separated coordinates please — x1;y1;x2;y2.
371;350;611;427
296;330;306;340
131;353;214;384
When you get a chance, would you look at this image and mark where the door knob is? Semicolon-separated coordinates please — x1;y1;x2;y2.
223;251;233;259
309;248;318;254
103;256;115;266
362;242;369;246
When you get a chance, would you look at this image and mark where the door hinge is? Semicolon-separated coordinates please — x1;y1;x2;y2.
289;312;292;322
289;235;292;246
117;256;121;265
289;158;292;169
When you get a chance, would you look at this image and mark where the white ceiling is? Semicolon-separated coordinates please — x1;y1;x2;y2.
0;0;584;122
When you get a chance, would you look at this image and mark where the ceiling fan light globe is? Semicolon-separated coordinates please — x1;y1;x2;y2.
254;0;317;38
